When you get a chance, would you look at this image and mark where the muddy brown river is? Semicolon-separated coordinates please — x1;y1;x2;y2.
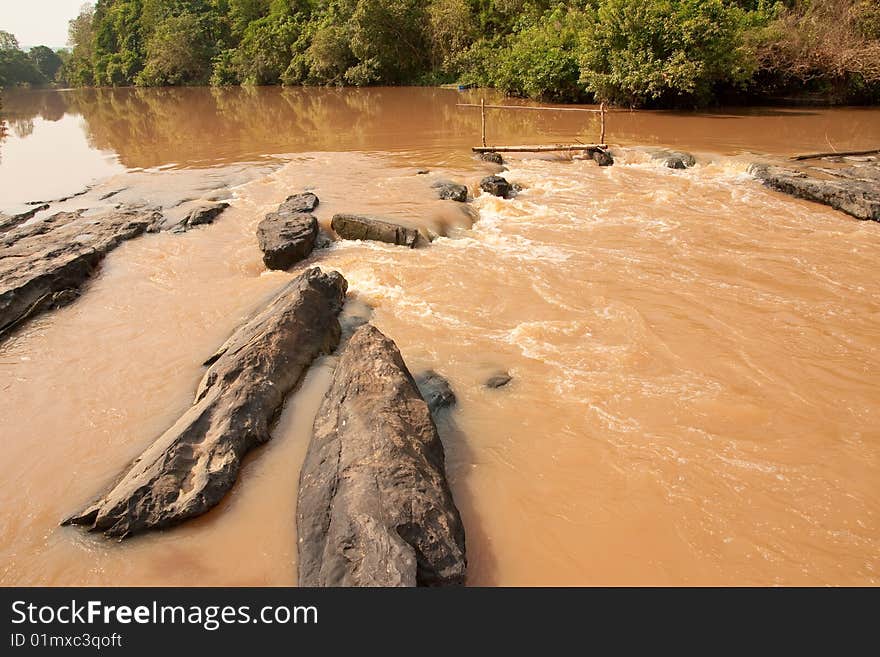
1;87;878;585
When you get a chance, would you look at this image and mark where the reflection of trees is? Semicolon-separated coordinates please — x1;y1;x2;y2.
11;118;34;138
1;88;69;122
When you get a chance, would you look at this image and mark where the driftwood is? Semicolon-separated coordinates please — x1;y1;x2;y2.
63;267;348;538
790;148;880;161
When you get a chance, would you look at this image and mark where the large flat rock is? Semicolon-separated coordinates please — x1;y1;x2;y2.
752;161;880;222
297;324;466;587
0;207;161;339
63;267;348;538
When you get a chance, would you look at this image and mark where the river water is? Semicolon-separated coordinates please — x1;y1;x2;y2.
1;87;878;585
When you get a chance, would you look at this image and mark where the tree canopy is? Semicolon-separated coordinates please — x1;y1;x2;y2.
47;0;880;105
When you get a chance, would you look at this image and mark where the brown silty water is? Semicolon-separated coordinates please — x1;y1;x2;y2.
1;87;878;585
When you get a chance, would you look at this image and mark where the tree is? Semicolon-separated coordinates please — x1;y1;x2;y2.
29;46;64;81
138;12;218;85
0;31;20;51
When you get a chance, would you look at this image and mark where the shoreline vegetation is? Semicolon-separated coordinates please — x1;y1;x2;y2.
0;1;879;108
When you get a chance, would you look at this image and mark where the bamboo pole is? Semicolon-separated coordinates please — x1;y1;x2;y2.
457;103;623;113
472;145;603;153
481;97;487;147
600;102;606;145
790;148;880;161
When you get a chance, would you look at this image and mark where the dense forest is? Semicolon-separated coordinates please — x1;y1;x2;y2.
2;0;879;106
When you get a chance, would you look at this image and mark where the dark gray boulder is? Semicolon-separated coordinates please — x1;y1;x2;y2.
257;213;318;270
432;181;468;203
297;324;467;587
256;193;322;270
0;207;161;340
479;152;504;165
63;268;348;538
480;175;514;199
331;214;419;248
278;192;319;214
416;370;457;414
751;162;880;222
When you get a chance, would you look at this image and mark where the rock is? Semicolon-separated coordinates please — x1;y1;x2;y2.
480;175;514;199
183;201;229;229
416;169;430;175
592;149;614;167
485;372;512;389
0;203;49;233
432;181;469;203
256;194;322;270
63;268;348;538
278;192;319;214
479;152;504;165
331;214;419;248
297;324;467;587
416;370;457;414
0;207;161;340
653;151;696;169
751;162;880;222
257;213;318;270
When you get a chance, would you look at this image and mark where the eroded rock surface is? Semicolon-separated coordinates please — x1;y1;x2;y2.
752;161;880;221
178;201;230;231
331;213;419;248
0;207;161;339
63;268;348;538
297;324;466;587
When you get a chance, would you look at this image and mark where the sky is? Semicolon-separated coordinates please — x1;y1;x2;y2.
0;0;88;49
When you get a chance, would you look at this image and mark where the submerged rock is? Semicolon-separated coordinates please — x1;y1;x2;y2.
297;324;467;587
654;151;696;169
480;175;514;199
63;268;348;538
751;162;880;222
432;181;469;203
485;371;512;389
179;201;229;231
331;213;419;248
416;370;457;414
592;149;615;167
0;207;161;340
479;152;504;165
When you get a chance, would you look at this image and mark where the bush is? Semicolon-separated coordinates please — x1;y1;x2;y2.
491;6;589;102
580;0;766;107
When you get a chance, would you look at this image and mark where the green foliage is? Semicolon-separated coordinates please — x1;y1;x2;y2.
138;12;218;85
580;0;769;107
29;46;65;81
0;32;49;88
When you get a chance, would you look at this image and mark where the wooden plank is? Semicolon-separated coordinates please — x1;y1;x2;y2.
791;148;880;161
472;145;605;153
